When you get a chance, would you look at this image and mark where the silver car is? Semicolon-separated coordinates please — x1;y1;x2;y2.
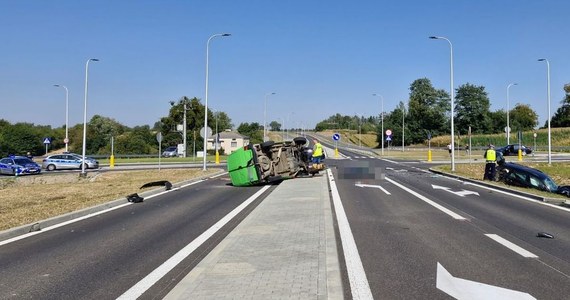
42;154;99;171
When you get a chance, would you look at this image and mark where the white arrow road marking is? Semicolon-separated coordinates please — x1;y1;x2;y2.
436;262;536;300
432;184;480;197
355;183;391;195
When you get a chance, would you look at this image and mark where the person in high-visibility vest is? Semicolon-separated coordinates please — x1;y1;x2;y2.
483;144;497;180
312;139;324;163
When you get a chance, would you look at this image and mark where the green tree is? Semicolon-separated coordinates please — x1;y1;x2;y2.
488;110;507;134
269;121;281;131
550;83;570;127
510;103;538;131
237;122;263;144
86;115;127;154
381;102;408;146
454;83;492;134
406;78;449;144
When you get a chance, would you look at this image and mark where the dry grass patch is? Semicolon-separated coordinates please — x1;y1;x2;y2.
0;168;222;231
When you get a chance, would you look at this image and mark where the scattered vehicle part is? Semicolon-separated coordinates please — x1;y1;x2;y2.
536;232;554;239
127;193;144;203
140;180;172;190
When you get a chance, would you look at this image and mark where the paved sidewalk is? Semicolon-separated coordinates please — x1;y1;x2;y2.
164;174;343;300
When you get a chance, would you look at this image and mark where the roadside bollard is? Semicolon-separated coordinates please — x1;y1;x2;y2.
428;150;432;162
518;149;522;161
110;154;115;169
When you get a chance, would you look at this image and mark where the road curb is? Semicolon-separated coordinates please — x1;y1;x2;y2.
427;168;568;204
0;170;225;243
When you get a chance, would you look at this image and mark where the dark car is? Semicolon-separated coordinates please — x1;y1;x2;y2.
0;156;42;175
497;162;570;197
496;144;532;156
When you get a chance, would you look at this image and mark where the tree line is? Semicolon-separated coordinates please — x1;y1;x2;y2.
0;96;234;157
315;78;570;146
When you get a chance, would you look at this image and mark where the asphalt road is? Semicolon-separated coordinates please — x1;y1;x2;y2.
3;140;570;299
330;147;570;299
0;175;271;299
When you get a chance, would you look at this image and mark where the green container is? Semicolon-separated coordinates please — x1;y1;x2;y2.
227;145;261;186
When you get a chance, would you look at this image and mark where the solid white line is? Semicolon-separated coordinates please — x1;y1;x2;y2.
385;176;466;220
117;185;271;299
464;181;570;213
180;179;205;188
209;172;228;179
485;234;538;258
326;169;373;300
0;202;133;247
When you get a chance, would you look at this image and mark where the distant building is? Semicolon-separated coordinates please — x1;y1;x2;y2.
207;130;250;155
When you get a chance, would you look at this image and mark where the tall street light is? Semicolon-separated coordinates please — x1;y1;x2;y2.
264;92;275;142
203;33;231;171
538;58;552;165
372;93;384;156
54;84;69;152
81;58;99;176
506;83;517;145
430;36;455;171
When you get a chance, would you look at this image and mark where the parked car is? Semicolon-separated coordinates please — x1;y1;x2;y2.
0;156;42;175
162;146;178;157
496;144;532;156
497;162;570;197
42;153;99;171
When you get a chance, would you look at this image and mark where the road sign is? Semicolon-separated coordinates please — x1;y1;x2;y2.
533;132;537;138
385;129;392;136
332;133;340;141
504;126;511;133
63;138;69;144
43;137;51;144
156;132;162;143
386;136;392;141
427;132;432;140
200;126;212;139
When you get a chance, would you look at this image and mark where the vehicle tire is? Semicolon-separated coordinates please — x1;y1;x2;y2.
260;141;275;151
46;164;56;171
293;137;307;146
82;163;88;170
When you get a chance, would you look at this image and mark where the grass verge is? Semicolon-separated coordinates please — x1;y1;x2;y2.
0;168;222;232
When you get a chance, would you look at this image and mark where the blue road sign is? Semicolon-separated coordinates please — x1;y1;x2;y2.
43;137;51;144
386;135;392;141
332;133;341;141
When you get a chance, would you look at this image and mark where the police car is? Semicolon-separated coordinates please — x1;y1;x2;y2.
0;155;42;175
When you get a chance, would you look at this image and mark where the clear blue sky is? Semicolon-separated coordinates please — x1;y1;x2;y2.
1;1;568;132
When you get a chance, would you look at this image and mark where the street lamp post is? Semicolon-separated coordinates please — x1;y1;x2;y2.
538;58;552;165
203;33;231;171
373;93;384;156
81;58;99;176
506;83;517;145
183;102;187;158
264;92;275;142
401;104;405;152
430;36;455;171
54;84;69;152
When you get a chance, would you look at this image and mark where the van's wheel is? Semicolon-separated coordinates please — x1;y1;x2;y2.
261;141;275;150
293;137;307;146
47;164;56;171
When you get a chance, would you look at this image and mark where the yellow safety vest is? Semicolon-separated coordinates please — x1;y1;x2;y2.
313;143;323;157
485;149;496;162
